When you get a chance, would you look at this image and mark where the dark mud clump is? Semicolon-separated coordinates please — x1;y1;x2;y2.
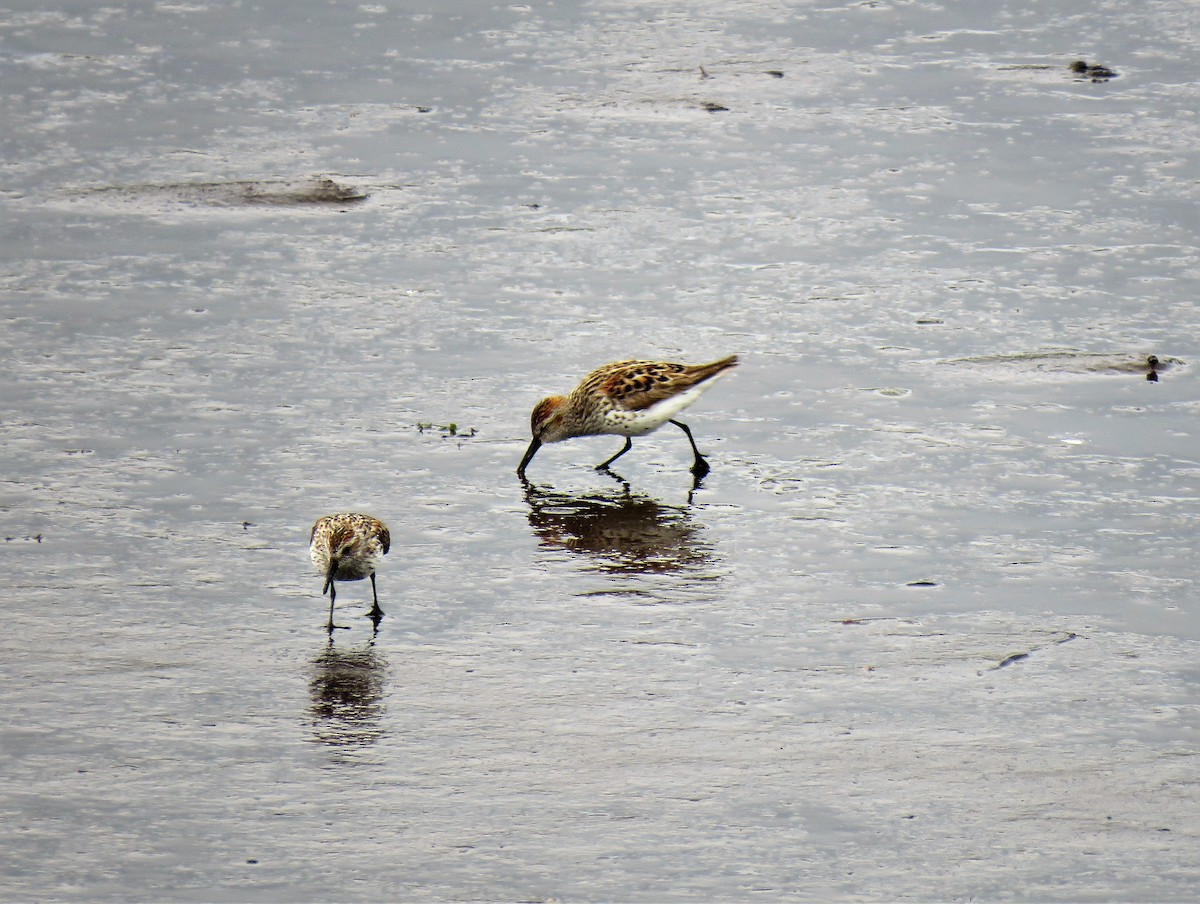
1070;60;1117;81
995;61;1117;83
235;177;369;205
941;351;1182;380
75;176;369;208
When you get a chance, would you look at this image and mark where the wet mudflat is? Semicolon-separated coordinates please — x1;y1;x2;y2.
1;0;1198;901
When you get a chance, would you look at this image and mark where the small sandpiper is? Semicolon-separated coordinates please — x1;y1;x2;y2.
517;355;739;479
309;513;390;632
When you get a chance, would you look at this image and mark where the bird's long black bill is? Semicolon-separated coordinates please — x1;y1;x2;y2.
322;560;337;596
517;437;542;478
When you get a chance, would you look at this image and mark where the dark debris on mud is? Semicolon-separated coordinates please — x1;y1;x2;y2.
74;176;369;208
941;352;1182;381
996;59;1118;82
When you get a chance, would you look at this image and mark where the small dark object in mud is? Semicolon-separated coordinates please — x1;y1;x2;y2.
995;652;1030;669
1070;59;1117;81
417;421;477;438
942;351;1182;379
239;177;368;205
77;177;368;208
702;101;729;113
765;69;785;78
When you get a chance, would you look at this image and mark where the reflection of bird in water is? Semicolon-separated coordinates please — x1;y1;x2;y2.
309;513;390;633
523;482;716;575
517;355;739;481
308;638;387;750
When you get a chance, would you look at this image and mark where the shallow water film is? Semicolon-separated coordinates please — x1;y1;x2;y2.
2;0;1198;901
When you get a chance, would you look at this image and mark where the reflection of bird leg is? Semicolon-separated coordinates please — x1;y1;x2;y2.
595;467;633;496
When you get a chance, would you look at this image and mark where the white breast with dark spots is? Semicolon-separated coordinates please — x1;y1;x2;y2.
310;536;385;581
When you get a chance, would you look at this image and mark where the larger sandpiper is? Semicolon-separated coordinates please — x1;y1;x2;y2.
309;513;390;632
517;355;739;479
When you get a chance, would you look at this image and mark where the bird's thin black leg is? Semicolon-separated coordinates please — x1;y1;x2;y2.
368;572;384;620
596;437;633;471
670;419;711;478
326;582;337;633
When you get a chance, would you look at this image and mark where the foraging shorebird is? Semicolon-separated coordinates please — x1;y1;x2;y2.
309;513;390;631
517;355;739;479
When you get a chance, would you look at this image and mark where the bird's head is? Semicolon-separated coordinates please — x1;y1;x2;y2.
529;395;569;443
321;528;358;594
517;395;568;479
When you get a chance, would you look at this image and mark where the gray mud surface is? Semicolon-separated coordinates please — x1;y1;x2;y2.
1;0;1197;900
